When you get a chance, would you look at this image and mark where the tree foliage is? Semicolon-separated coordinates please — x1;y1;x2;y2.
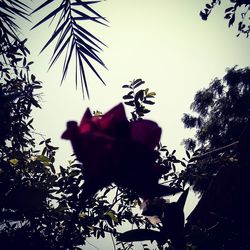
0;0;107;98
2;2;250;250
201;0;250;37
0;41;187;250
0;7;188;247
31;0;108;98
181;66;250;193
183;66;250;150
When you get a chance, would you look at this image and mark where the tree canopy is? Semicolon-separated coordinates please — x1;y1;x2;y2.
183;66;250;151
181;66;250;193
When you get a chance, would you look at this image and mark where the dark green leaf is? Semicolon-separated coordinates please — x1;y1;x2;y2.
132;79;145;89
225;7;234;13
143;100;155;105
122;84;130;88
124;101;135;107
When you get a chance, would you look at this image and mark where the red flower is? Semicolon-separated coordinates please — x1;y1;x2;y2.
62;103;180;199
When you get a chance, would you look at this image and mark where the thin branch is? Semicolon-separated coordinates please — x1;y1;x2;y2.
110;227;117;250
86;240;100;250
191;141;239;161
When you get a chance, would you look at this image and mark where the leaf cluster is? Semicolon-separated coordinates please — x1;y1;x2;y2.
31;0;108;98
0;31;61;250
1;63;189;249
0;0;30;48
183;66;250;150
122;79;156;120
200;0;250;37
181;66;250;193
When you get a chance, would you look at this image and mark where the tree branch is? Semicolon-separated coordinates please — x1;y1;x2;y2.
191;141;239;161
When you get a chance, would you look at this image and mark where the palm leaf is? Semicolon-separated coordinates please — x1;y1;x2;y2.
30;0;54;14
49;36;71;69
72;0;108;21
40;18;70;54
62;39;75;81
0;0;30;52
78;52;89;97
79;50;105;84
74;22;106;48
31;3;66;30
31;0;108;98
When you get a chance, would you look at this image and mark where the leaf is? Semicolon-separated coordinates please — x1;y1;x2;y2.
200;11;208;21
146;92;156;97
70;169;81;177
22;57;26;67
106;211;118;223
225;13;231;19
228;14;235;27
123;91;133;100
143;100;155;105
78;49;106;85
225;7;234;13
9;158;18;166
122;84;130;88
39;18;70;54
181;161;186;167
123;93;133;100
60;166;66;177
124;101;135;107
132;79;145;89
49;164;56;174
31;3;66;30
93;110;102;116
135;89;144;101
142;108;150;114
27;61;34;66
31;0;108;97
30;0;54;15
37;155;50;164
31;74;36;82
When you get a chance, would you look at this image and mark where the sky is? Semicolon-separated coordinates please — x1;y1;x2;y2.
16;0;250;249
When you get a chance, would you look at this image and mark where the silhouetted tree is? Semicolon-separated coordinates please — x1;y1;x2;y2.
181;66;250;193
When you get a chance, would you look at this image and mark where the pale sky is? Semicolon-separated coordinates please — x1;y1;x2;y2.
16;0;250;249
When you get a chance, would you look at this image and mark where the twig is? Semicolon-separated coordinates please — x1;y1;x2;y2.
191;141;239;161
86;240;100;250
110;232;117;250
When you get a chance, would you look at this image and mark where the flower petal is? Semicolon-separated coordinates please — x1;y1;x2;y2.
130;120;161;149
79;108;92;127
61;121;78;139
99;103;127;130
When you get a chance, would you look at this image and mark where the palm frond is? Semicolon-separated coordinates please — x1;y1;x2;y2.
0;0;30;45
0;0;30;65
31;0;108;98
